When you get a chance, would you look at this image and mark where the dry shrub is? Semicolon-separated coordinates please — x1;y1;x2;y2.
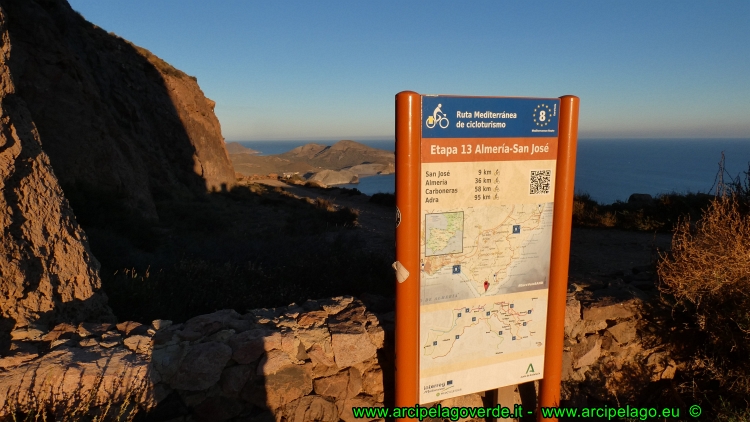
572;192;714;232
658;196;750;305
657;195;750;398
572;194;617;228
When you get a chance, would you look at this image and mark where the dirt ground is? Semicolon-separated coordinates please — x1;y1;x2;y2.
569;228;672;279
258;180;674;283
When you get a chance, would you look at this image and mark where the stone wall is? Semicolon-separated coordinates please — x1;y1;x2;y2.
0;288;677;421
0;297;388;421
561;277;677;407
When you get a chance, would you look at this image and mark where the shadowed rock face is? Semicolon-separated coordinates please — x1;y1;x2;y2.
0;0;235;220
0;4;113;331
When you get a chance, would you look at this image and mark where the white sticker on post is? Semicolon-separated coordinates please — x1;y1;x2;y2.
392;261;410;283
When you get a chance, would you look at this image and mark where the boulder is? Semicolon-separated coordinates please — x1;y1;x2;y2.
582;300;638;322
218;364;255;398
607;320;638;345
229;327;279;364
328;304;378;368
258;363;314;410
123;335;153;355
572;335;602;369
313;371;350;401
168;341;233;391
564;295;581;337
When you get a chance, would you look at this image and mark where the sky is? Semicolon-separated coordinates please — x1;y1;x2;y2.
68;1;750;141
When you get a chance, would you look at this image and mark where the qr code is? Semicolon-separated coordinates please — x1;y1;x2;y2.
529;170;551;195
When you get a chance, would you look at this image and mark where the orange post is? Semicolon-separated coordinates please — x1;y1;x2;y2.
394;91;421;416
538;95;580;421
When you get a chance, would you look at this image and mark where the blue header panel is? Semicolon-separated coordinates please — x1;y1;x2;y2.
422;95;560;138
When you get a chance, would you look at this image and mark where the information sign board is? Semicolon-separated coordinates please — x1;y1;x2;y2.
417;95;560;403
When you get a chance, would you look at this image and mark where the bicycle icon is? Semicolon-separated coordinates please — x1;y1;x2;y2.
426;103;449;129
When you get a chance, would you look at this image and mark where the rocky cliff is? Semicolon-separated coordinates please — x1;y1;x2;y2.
0;0;236;220
0;3;113;332
0;0;240;331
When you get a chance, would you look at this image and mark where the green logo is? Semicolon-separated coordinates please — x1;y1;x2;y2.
526;363;535;374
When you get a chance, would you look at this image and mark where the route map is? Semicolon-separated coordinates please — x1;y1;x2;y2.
421;204;553;306
422;296;545;369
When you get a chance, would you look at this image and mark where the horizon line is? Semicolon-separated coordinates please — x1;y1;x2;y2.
225;136;750;143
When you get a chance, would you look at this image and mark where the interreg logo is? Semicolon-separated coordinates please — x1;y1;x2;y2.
426;104;450;129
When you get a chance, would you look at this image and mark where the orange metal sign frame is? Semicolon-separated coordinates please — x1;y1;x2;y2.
394;92;579;421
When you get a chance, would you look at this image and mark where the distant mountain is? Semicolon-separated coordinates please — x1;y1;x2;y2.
225;142;259;155
230;140;394;180
278;140;393;170
230;154;317;177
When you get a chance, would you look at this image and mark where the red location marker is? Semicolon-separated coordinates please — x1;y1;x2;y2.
483;281;489;292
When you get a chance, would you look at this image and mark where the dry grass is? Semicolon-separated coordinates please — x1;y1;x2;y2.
1;369;149;422
657;195;750;410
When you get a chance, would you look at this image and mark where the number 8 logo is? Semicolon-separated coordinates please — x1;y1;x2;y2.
533;104;552;127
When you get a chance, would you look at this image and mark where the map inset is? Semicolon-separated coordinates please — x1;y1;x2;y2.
421;295;546;371
425;212;464;256
421;203;553;305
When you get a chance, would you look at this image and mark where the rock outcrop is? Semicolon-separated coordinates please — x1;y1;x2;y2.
308;169;359;187
0;3;113;332
0;0;236;220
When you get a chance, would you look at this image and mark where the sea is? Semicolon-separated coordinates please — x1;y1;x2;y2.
238;139;750;205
